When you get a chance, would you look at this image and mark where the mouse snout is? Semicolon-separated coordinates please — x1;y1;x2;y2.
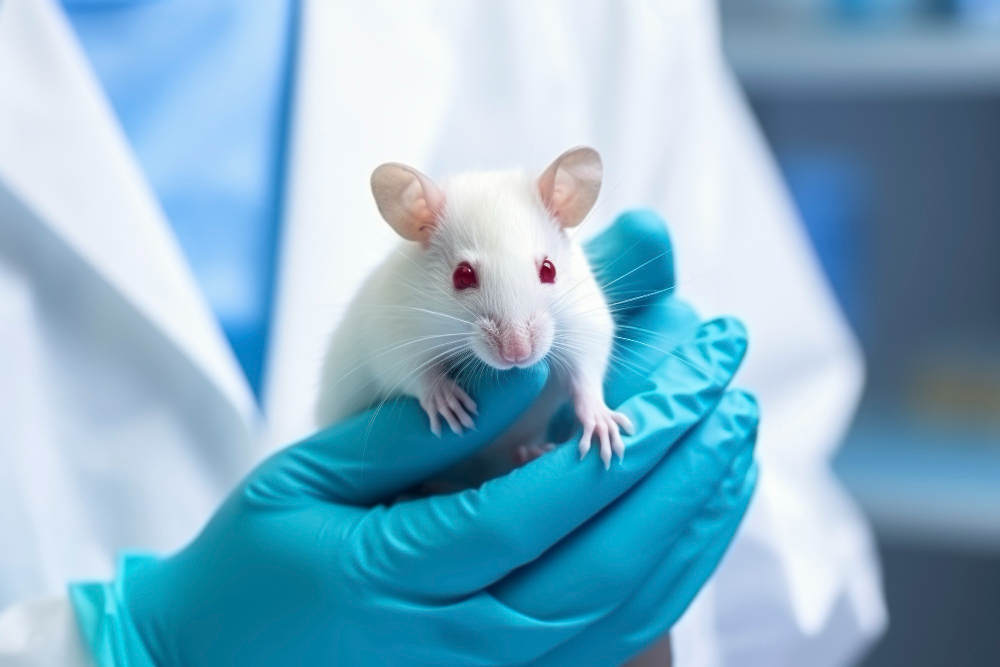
500;332;532;365
479;318;536;367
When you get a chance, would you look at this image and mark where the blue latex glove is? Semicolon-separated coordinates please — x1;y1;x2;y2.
70;211;758;666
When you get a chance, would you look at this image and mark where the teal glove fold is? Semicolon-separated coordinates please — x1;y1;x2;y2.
69;210;758;666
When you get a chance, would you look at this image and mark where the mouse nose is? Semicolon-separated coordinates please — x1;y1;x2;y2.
500;332;532;364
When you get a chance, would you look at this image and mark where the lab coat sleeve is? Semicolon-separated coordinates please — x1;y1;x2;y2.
0;597;93;667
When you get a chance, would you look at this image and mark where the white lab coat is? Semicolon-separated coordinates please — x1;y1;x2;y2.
0;0;886;665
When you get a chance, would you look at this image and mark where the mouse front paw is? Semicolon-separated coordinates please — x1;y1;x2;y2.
575;395;635;470
419;377;478;436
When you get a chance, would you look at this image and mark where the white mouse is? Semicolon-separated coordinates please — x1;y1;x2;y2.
316;146;632;470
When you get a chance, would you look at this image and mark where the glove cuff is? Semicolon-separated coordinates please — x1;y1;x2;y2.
68;553;159;667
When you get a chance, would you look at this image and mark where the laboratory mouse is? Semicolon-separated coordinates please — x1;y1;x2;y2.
316;146;633;473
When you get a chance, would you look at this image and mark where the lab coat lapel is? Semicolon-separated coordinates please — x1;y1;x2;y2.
263;0;455;448
0;0;258;433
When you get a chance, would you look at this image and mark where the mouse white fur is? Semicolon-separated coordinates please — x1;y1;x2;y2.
316;146;632;470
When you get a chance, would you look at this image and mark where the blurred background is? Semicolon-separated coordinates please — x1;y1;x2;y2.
719;1;1000;664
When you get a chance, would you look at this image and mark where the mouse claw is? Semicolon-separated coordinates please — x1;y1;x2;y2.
438;401;464;435
611;411;635;437
428;411;442;437
421;377;475;436
578;417;595;460
445;394;475;430
601;444;612;471
452;384;478;417
419;394;442;436
611;423;626;463
575;397;630;470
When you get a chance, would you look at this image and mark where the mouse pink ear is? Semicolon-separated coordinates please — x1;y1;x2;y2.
537;146;603;228
371;163;446;243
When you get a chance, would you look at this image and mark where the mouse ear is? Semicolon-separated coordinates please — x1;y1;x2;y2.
537;146;603;228
371;163;446;243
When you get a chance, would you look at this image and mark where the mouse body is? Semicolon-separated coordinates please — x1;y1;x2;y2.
316;147;632;471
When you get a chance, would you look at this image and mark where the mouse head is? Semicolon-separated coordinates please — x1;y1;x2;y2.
371;146;602;371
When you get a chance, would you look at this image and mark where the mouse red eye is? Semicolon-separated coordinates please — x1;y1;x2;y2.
453;262;478;290
539;258;556;284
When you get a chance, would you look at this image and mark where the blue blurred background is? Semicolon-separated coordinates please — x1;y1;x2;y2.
720;1;1000;664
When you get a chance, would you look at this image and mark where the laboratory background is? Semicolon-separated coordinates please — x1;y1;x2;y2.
720;0;1000;665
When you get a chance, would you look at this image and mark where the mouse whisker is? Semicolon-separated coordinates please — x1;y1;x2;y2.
325;333;471;391
450;352;486;392
553;263;716;322
547;272;606;316
360;305;474;326
591;249;672;295
615;324;693;348
560;284;690;320
545;346;578;379
552;339;649;381
394;345;474;403
611;334;718;381
552;328;716;380
349;339;473;405
605;347;660;379
548;271;635;319
563;291;675;319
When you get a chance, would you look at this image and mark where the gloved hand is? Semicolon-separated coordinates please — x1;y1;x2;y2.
69;210;758;666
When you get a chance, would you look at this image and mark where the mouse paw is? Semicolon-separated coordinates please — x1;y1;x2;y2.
419;377;478;436
575;397;634;470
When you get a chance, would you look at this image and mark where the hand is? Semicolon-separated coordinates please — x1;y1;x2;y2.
69;211;758;666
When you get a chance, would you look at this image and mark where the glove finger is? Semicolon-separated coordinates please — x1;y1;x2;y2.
374;414;755;667
255;365;548;505
604;297;702;408
584;208;701;407
534;460;759;666
490;390;758;626
585;209;676;320
349;318;747;598
360;581;579;665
